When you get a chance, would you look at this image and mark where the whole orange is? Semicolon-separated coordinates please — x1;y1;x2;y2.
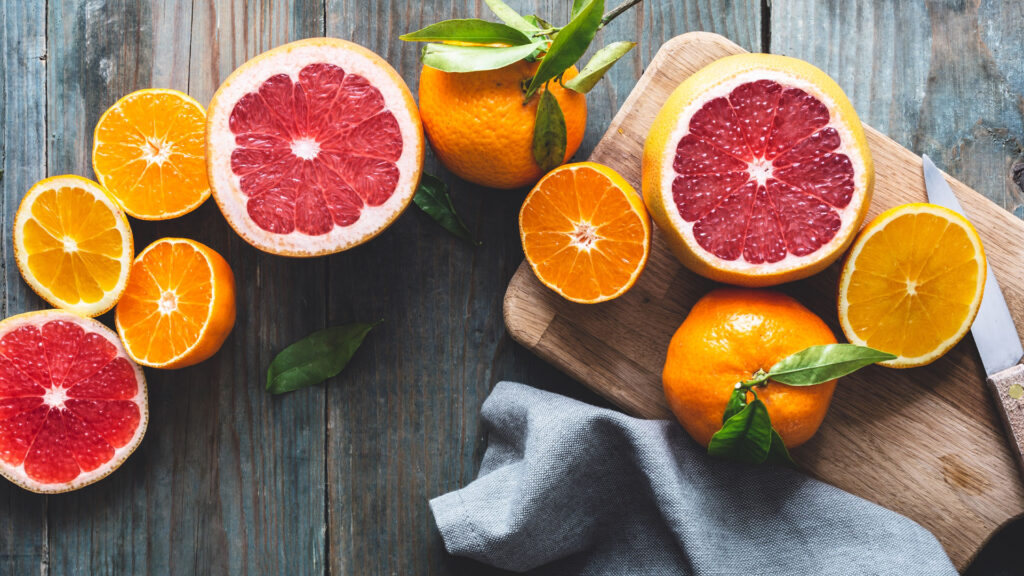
418;60;587;189
663;288;837;449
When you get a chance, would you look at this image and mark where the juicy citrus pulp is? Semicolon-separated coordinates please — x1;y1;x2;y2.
92;88;210;220
838;203;986;368
206;38;424;256
643;53;874;286
418;61;587;189
115;238;236;369
14;175;133;317
663;288;837;449
0;310;147;493
519;162;650;303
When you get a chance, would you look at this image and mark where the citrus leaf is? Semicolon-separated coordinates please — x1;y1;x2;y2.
267;321;380;395
523;14;554;30
484;0;539;33
768;344;897;386
722;387;747;424
532;88;567;173
707;398;772;464
524;0;603;99
563;41;636;93
421;41;543;72
765;428;796;466
413;173;480;245
400;19;532;45
571;0;588;18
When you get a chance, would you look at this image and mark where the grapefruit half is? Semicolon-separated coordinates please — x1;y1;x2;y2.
0;310;147;493
206;38;424;256
642;54;874;286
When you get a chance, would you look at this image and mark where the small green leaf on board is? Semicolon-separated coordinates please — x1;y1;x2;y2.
413;173;480;245
532;88;568;174
401;19;532;45
267;322;381;395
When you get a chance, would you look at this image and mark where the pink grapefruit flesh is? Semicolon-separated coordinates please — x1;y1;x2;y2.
207;38;424;257
0;310;147;493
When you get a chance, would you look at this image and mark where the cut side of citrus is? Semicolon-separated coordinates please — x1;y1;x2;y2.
115;238;236;369
206;38;424;256
838;203;986;368
643;53;874;287
519;162;651;304
14;175;133;317
0;310;147;493
92;88;210;220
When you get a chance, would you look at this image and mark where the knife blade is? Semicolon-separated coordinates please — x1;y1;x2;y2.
922;154;1024;477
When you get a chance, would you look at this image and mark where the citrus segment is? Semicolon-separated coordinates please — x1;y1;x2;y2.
0;310;147;493
207;38;424;256
838;203;986;368
520;162;650;304
643;53;874;287
14;175;133;317
92;89;210;220
115;238;236;369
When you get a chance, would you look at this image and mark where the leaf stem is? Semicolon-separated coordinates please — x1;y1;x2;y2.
600;0;642;28
737;369;769;390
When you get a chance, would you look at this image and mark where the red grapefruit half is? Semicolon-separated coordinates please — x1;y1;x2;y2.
206;38;424;256
0;310;147;493
642;54;874;287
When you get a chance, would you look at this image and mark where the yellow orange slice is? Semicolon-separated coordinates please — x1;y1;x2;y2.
519;162;651;304
13;175;133;317
838;203;986;368
115;238;236;369
92;88;210;220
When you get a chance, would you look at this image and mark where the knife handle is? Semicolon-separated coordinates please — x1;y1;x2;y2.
987;364;1024;479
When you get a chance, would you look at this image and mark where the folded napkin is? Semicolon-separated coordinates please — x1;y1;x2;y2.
430;381;957;575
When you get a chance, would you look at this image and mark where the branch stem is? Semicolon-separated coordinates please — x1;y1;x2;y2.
600;0;642;28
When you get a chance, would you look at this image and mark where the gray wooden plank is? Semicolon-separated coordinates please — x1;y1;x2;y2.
0;1;49;574
772;0;1024;219
323;1;760;574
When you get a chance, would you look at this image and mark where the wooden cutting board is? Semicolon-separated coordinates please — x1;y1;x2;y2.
504;32;1024;569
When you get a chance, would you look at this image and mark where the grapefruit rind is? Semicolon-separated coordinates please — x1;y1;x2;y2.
13;175;134;318
642;53;874;287
115;238;236;369
92;89;211;220
0;310;148;494
838;203;986;368
206;37;424;257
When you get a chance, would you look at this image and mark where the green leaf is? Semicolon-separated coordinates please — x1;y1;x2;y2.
765;428;796;466
523;14;554;30
524;0;604;99
421;41;543;72
400;19;533;45
722;387;748;423
531;89;567;173
267;322;380;395
413;173;480;245
768;343;897;386
484;0;539;33
707;398;772;464
571;0;588;19
563;41;635;93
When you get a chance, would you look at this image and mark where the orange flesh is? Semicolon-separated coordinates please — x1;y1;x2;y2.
21;186;125;304
116;242;214;364
520;165;647;302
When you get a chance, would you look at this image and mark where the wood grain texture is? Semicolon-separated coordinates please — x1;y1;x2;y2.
503;32;1024;570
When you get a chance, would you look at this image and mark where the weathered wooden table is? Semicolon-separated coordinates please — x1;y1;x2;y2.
1;1;1021;574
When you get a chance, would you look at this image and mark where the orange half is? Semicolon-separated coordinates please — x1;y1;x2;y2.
519;162;651;304
93;89;210;220
115;238;236;369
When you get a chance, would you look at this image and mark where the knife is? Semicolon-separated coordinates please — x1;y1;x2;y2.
922;154;1024;478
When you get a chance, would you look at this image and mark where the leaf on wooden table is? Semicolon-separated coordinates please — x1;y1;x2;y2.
532;89;568;174
400;19;532;46
564;41;636;93
421;41;544;73
413;173;480;245
266;321;380;395
524;0;604;99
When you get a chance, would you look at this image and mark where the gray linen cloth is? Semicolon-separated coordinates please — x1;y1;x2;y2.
430;381;957;575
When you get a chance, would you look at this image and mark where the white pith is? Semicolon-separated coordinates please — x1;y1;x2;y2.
658;69;870;274
13;176;133;317
0;310;148;494
207;40;422;256
838;205;986;367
